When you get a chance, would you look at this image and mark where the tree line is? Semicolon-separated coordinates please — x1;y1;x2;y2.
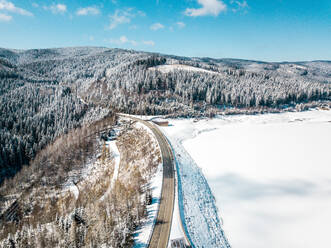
0;47;330;181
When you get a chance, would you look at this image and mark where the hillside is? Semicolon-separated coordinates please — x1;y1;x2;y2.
0;46;331;182
0;46;331;248
0;116;162;247
1;47;330;115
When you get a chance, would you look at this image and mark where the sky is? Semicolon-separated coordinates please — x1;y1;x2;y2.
0;0;330;62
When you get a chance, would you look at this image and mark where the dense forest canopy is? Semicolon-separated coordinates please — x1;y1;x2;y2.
0;46;330;182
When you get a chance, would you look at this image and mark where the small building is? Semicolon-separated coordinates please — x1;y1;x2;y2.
170;238;186;248
151;117;169;126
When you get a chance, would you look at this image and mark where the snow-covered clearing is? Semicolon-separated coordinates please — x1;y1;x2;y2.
149;64;217;74
108;140;120;186
100;140;120;201
162;109;331;248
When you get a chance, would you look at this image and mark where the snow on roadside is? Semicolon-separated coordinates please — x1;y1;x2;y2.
134;118;188;246
133;163;163;248
133;120;163;248
161;127;231;248
168;153;186;241
135;121;156;137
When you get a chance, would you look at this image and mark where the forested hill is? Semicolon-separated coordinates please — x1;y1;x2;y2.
1;47;331;115
0;46;331;181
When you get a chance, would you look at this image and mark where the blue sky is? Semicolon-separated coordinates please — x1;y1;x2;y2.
0;0;330;61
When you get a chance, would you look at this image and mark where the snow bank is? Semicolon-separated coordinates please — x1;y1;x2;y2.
133;120;163;248
161;129;231;248
164;109;331;248
168;154;186;242
133;163;163;248
135;119;189;246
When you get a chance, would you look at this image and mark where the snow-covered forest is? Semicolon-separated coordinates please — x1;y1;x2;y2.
0;46;330;182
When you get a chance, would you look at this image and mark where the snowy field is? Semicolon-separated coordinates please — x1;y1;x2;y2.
149;64;217;74
162;109;331;248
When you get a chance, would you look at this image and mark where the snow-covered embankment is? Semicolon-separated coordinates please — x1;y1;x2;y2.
161;126;231;248
133;122;163;248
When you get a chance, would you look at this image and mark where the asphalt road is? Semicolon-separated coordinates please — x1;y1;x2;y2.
120;115;175;248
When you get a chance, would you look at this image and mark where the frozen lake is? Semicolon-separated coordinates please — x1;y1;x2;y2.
164;110;331;248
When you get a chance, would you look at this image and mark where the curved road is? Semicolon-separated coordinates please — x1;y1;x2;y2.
119;114;175;248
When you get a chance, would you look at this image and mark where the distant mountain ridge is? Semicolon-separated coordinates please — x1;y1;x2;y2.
1;46;330;113
0;46;330;183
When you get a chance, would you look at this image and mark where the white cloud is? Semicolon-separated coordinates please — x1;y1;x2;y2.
129;25;138;30
55;4;66;13
76;6;100;16
44;3;67;14
0;12;11;21
0;0;33;16
131;40;138;46
108;9;145;30
108;9;132;30
109;35;137;46
32;3;39;8
108;36;155;47
137;10;146;17
231;0;248;12
142;40;155;46
185;0;227;17
150;22;164;31
233;0;248;8
118;36;130;44
176;21;186;28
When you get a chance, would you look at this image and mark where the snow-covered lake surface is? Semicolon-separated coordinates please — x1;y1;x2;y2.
162;109;331;248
